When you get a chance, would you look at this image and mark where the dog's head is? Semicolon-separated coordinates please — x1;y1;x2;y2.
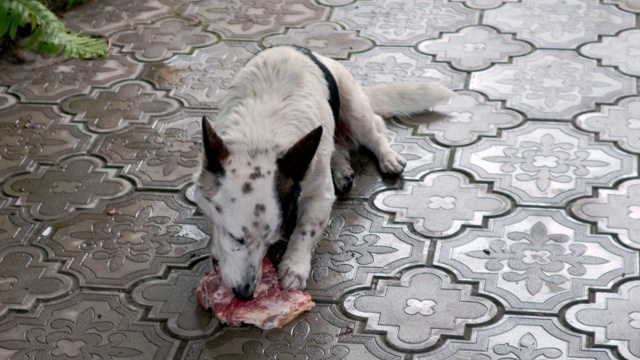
196;116;322;300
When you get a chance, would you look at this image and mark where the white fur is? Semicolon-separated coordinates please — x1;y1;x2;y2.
194;47;454;295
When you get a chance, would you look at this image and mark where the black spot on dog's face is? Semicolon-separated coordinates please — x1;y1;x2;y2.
242;182;253;194
215;204;223;213
249;166;263;180
254;203;266;217
310;230;316;237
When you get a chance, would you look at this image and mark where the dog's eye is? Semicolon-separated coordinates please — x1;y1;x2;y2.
230;233;245;245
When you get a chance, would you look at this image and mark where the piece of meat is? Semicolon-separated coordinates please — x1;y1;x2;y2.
196;258;315;330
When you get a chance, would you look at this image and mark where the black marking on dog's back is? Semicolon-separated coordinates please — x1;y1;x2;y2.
282;45;340;127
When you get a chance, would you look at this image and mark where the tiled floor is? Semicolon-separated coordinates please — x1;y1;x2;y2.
1;0;639;359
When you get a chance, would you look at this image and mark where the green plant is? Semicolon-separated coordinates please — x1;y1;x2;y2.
0;0;107;59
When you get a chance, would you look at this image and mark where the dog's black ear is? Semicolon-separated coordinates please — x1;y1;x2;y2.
202;116;229;176
277;126;323;183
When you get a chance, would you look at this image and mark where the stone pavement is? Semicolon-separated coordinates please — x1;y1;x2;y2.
1;0;639;358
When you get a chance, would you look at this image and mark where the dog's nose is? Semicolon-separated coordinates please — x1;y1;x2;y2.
232;284;254;301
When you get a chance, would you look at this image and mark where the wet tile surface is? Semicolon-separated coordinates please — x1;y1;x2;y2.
1;0;639;358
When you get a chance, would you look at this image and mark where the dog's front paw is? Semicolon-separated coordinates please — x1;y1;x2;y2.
379;151;406;175
278;257;311;290
333;166;355;193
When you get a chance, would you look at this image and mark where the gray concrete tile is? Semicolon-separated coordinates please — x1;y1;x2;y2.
141;42;260;108
331;0;479;46
61;81;180;133
604;0;640;13
566;280;640;360
0;49;143;103
484;0;635;49
0;207;38;249
372;171;511;237
580;29;640;77
111;18;219;62
454;121;637;206
417;25;532;71
450;0;519;9
263;21;374;60
0;87;17;110
435;208;638;312
37;193;209;288
470;50;637;119
183;0;328;40
0;291;180;359
576;96;640;154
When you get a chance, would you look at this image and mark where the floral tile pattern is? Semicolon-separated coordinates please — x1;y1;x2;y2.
39;193;209;288
0;291;179;359
183;0;328;40
484;0;634;49
95;112;207;189
263;21;374;59
576;96;640;154
331;0;478;46
470;50;636;119
2;0;640;358
566;280;640;360
455;121;637;205
61;81;180;133
141;42;260;108
0;106;94;180
343;267;497;350
580;29;640;76
435;208;637;312
417;25;532;71
0;50;143;103
112;18;219;62
572;179;640;250
3;156;132;220
407;90;524;146
373;171;510;237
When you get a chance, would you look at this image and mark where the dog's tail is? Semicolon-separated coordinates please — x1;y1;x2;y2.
363;82;455;118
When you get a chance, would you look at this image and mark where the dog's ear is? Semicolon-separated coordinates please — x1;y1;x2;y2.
277;126;323;183
202;116;229;176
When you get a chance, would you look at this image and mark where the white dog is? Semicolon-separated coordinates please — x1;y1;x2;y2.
195;46;453;300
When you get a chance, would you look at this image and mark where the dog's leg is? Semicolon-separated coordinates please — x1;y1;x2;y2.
278;176;334;290
331;143;355;193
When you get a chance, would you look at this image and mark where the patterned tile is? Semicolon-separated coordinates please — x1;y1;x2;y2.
450;0;518;9
455;121;637;206
416;315;614;359
61;81;180;133
484;0;635;49
341;47;466;90
576;96;640;154
306;202;428;302
0;87;16;110
0;246;75;317
0;105;94;180
343;267;497;350
470;50;636;119
0;50;143;103
0;291;179;359
141;42;260;108
132;259;218;337
435;208;637;312
331;0;479;46
183;305;401;360
406;90;524;146
604;0;640;13
373;171;511;237
112;18;218;62
572;179;640;250
38;193;209;288
62;0;173;35
95;112;208;189
263;21;374;60
183;0;328;40
580;29;640;76
417;25;532;71
0;208;37;249
566;280;640;360
3;156;132;220
339;149;399;199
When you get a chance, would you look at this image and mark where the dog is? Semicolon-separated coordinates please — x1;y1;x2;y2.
194;46;454;300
